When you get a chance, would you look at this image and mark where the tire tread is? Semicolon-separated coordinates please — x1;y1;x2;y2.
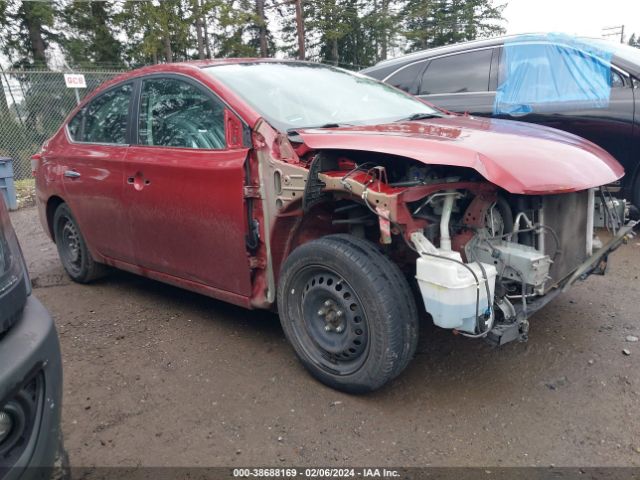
278;234;419;392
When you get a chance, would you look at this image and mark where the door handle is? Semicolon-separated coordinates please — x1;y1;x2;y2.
64;170;81;179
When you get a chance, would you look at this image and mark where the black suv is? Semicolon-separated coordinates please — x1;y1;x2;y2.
0;198;64;480
362;34;640;206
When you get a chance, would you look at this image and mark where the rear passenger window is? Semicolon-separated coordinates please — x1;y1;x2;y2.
386;61;427;93
81;84;131;144
420;50;492;95
496;44;625;111
138;78;225;150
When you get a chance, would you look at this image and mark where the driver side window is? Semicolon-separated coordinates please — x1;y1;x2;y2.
138;77;225;149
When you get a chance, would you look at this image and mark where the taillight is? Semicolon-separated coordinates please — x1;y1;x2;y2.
30;153;41;177
31;139;49;177
0;220;20;296
0;200;29;333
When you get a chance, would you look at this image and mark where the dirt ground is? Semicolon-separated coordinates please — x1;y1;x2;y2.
9;206;640;467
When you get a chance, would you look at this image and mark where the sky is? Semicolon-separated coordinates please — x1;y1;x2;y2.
503;0;640;41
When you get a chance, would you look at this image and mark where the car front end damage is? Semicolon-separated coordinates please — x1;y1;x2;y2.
247;118;633;347
319;167;634;346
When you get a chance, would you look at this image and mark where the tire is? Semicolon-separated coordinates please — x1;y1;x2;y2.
632;172;640;215
277;234;419;393
51;433;71;480
53;203;107;283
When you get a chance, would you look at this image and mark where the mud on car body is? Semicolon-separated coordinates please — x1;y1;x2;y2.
34;60;634;393
0;199;64;479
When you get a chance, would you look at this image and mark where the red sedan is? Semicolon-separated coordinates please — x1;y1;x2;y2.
34;60;630;392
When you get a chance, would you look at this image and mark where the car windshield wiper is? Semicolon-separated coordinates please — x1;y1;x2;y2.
287;122;354;132
396;112;442;122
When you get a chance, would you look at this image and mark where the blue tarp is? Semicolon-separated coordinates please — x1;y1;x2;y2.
494;33;615;115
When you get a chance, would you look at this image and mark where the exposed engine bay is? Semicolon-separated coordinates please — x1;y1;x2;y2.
250;126;635;346
322;160;600;345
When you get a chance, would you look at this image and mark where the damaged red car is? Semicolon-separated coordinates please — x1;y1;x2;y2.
33;60;633;392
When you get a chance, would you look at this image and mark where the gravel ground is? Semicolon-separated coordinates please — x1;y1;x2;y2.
9;206;640;467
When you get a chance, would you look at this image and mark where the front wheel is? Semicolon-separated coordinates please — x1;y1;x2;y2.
278;234;419;393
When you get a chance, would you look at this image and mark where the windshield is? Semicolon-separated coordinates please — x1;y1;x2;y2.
205;62;439;131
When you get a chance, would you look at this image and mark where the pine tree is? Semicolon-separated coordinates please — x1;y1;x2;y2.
61;0;124;68
0;0;58;68
402;0;505;52
215;0;260;57
117;0;192;65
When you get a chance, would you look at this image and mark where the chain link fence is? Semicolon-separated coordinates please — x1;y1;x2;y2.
0;69;125;181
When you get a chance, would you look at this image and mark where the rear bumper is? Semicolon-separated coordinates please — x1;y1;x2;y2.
0;296;63;480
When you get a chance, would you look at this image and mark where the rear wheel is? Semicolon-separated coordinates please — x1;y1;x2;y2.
631;173;640;218
53;203;107;283
278;234;418;393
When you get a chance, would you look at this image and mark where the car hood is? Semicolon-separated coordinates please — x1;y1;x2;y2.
295;116;624;194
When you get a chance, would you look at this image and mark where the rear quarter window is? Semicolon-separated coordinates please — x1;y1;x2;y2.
386;61;427;94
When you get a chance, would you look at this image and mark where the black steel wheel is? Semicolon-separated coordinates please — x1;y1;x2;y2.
53;203;107;283
278;234;419;393
293;266;369;375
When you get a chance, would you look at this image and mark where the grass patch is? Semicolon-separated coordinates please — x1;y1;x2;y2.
15;178;36;209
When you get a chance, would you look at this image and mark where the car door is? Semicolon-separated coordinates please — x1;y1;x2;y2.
58;82;134;262
124;75;252;297
417;48;497;115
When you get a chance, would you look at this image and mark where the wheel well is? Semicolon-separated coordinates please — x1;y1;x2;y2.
46;196;65;241
270;198;387;285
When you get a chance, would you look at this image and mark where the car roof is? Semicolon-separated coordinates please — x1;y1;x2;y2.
360;35;516;73
113;57;326;77
97;58;341;92
362;33;640;78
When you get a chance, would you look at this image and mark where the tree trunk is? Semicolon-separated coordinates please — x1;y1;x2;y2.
163;35;173;62
256;0;268;57
22;2;47;66
0;80;10;120
380;0;389;60
327;0;339;65
294;0;305;60
191;0;206;59
203;12;212;59
195;16;206;59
